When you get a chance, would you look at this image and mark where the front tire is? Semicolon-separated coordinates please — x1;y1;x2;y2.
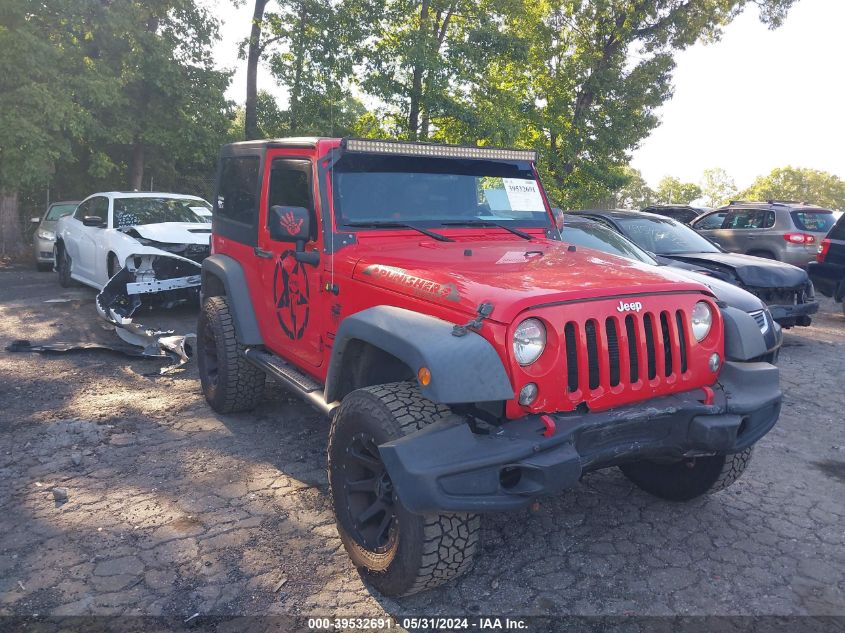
56;245;73;288
328;383;480;597
197;296;265;413
619;448;753;501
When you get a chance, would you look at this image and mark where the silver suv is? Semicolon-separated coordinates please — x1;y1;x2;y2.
691;201;836;268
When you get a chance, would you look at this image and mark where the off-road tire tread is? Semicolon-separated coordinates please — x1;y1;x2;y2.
328;382;480;596
709;447;753;494
200;296;265;413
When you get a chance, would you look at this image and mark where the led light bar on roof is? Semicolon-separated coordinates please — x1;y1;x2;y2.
343;138;537;162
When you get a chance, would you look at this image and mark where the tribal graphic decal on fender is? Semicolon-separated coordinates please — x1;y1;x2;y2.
274;250;310;339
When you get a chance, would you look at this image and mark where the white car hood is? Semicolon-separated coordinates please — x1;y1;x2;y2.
126;222;211;245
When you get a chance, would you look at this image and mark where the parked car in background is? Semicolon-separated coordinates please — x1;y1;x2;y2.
809;212;845;314
560;214;781;361
31;200;79;271
691;201;836;267
641;205;707;225
570;209;818;328
55;192;213;306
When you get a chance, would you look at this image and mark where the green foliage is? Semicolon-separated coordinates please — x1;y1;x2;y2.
700;167;738;207
739;167;845;210
655;176;702;205
615;168;656;209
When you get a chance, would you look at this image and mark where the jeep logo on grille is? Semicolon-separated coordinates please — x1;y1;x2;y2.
617;300;643;313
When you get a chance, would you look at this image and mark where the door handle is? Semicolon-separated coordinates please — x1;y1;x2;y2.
253;247;273;259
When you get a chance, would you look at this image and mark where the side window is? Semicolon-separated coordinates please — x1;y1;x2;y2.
693;212;726;230
268;159;315;239
217;156;260;225
828;215;845;241
91;197;109;225
763;211;776;228
74;199;91;220
724;210;766;230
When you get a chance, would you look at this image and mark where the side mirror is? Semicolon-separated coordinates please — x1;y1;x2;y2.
268;205;319;265
552;207;565;231
31;217;41;224
83;216;106;227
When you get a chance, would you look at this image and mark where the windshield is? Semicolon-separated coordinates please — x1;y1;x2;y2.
333;154;550;228
791;210;835;233
561;219;657;265
616;216;720;255
113;197;211;227
46;203;78;220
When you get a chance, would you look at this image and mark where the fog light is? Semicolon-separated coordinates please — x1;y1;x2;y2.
518;383;538;405
708;353;721;372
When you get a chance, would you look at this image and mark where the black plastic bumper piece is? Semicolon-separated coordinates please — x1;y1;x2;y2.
379;361;782;514
768;300;818;326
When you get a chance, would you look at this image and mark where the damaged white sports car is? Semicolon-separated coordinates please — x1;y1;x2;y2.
55;191;212;315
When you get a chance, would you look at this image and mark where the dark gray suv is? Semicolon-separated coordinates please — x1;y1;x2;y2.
692;201;836;268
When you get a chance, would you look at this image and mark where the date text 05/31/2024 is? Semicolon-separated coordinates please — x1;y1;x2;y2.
307;617;529;630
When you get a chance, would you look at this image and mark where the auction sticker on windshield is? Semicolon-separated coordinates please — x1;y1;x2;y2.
502;178;544;211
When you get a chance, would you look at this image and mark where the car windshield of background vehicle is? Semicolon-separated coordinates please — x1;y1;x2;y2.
616;217;721;255
113;198;211;227
790;210;835;233
333;154;550;228
45;203;78;221
561;222;658;265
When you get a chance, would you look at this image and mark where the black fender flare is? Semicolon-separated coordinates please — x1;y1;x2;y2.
720;306;767;362
325;306;514;404
201;254;263;346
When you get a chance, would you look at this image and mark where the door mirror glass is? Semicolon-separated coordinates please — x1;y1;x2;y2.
552;207;565;231
269;205;310;242
82;216;106;227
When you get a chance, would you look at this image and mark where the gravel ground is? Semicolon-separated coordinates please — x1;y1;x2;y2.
0;263;842;625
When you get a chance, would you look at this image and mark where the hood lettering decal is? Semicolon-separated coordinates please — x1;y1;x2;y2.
362;264;460;302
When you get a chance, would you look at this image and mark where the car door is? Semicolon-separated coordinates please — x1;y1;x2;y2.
719;209;767;254
258;154;325;369
691;211;727;245
75;196;110;286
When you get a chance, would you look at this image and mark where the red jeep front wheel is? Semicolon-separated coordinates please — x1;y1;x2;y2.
328;382;480;596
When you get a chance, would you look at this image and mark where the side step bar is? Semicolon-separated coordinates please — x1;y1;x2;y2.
243;348;339;417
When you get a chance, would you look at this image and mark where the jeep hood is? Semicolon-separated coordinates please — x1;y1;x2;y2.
352;239;710;323
122;222;212;246
661;252;808;288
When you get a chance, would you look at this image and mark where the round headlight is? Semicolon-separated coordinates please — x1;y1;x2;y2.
513;318;546;366
691;301;713;342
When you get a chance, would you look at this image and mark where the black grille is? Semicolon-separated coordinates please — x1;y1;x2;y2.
625;315;638;383
606;318;620;387
564;310;690;394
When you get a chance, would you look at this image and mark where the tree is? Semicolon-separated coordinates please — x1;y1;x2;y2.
655;176;702;205
0;0;93;256
700;167;737;207
739;167;845;210
245;0;270;140
615;168;656;209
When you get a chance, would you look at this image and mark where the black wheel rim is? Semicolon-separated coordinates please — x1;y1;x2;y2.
202;317;219;387
340;432;397;553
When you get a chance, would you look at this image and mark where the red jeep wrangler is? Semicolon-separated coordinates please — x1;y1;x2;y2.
198;138;782;596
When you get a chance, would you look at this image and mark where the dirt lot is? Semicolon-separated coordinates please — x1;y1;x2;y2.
0;263;843;624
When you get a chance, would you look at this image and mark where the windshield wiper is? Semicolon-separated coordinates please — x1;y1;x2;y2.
342;221;454;242
441;220;533;241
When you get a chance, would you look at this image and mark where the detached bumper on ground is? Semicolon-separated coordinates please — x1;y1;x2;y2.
380;361;781;514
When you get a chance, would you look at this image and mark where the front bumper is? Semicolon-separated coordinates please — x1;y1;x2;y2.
380;361;781;514
34;237;55;263
767;300;818;327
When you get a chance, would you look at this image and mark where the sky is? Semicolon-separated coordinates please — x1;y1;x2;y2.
209;0;845;191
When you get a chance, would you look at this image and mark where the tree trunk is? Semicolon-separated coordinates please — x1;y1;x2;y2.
129;139;145;190
245;0;269;140
289;2;308;133
407;0;430;140
0;190;24;257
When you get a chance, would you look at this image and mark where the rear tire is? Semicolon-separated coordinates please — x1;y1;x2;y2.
328;382;480;597
197;295;265;413
619;448;753;501
56;245;73;288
